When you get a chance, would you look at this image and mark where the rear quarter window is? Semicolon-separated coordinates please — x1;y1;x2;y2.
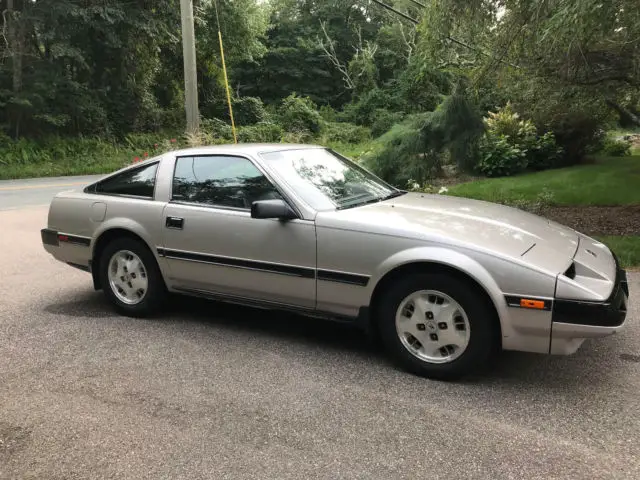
92;162;159;198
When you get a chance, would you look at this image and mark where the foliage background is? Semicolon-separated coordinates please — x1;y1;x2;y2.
0;0;638;181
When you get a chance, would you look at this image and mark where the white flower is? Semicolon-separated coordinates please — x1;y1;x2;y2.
438;186;449;194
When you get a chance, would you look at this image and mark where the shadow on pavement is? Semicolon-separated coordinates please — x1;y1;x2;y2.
44;289;628;389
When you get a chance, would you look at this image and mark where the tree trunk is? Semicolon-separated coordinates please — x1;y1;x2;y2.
6;0;23;93
606;99;640;128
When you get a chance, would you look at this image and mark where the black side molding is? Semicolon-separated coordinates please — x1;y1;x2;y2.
157;248;371;286
41;229;91;247
157;248;316;279
317;269;370;287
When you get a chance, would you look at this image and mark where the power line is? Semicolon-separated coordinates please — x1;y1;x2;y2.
405;0;427;8
369;0;519;68
370;0;419;24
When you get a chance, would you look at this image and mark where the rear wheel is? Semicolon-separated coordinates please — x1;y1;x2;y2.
99;237;166;317
377;273;495;380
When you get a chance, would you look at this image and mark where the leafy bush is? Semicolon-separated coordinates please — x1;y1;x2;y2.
277;93;324;136
599;137;632;157
341;88;403;126
237;122;284;143
281;130;315;144
371;109;404;137
323;122;371;144
319;105;338;122
364;115;435;186
365;92;484;185
123;132;179;151
483;102;533;140
477;103;563;175
522;131;564;170
534;108;605;166
0;133;188;179
233;96;268;125
476;134;528;177
201;117;233;140
397;61;452;113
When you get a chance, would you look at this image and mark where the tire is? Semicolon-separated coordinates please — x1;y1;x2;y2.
376;273;496;380
98;236;166;317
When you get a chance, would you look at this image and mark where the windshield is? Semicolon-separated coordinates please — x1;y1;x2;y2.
259;148;403;210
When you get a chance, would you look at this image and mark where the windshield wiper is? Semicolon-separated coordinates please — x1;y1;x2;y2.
336;190;406;210
382;190;406;200
336;197;380;210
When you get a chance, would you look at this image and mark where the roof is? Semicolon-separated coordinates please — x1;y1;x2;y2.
167;143;325;157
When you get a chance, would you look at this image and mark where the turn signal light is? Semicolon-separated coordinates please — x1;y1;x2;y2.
520;299;546;310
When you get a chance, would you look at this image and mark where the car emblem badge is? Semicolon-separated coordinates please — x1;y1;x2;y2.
427;322;437;332
586;249;597;257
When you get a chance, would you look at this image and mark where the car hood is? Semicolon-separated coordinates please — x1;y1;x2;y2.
316;192;579;274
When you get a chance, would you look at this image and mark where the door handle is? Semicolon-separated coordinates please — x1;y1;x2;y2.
166;216;184;229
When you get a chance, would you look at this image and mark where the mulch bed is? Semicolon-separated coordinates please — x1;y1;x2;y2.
539;205;640;236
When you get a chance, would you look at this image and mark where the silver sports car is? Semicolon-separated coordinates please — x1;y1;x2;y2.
41;144;629;379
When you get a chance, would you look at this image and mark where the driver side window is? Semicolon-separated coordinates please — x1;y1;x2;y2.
172;155;282;209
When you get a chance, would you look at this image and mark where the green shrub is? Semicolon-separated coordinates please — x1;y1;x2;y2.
363;116;433;186
397;61;453;113
281;130;315;144
476;134;528;177
278;93;324;136
535;109;605;166
371;109;404;137
201;117;233;140
319;105;338;122
323;122;371;144
522;131;564;170
0;136;128;166
233;96;268;125
483;102;533;140
237;122;284;143
123;132;176;151
479;103;563;174
600;137;632;157
341;88;403;126
364;92;485;185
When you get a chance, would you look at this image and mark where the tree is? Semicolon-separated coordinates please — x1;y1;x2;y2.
412;0;640;161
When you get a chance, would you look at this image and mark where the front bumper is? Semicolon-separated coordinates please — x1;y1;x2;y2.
550;253;629;354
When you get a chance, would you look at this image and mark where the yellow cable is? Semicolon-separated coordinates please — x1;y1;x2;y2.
219;31;237;143
214;0;237;143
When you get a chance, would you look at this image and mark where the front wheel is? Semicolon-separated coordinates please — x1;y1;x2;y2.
377;273;496;380
99;237;166;317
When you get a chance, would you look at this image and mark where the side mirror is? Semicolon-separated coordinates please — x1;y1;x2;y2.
251;199;298;220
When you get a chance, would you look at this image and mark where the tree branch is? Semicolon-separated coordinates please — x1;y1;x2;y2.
399;23;415;61
318;21;355;90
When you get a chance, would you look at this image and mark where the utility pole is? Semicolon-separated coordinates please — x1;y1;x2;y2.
180;0;200;133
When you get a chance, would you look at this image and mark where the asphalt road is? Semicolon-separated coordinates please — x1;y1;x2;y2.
1;179;639;479
0;175;102;210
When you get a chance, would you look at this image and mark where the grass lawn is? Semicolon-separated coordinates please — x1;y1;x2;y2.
448;155;640;206
595;236;640;270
